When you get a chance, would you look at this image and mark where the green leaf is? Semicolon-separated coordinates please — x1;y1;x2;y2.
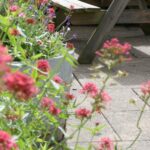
0;15;10;26
31;53;43;60
31;69;38;79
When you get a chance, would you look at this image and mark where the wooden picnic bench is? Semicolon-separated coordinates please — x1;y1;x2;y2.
52;0;150;64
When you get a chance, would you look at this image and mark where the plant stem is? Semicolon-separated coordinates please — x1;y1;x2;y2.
127;95;150;149
88;135;94;150
74;122;82;150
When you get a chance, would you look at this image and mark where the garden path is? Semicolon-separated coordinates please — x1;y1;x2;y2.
67;36;150;150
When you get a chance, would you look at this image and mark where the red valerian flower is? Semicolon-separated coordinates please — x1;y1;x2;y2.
80;82;99;98
41;97;54;108
66;42;74;49
9;28;20;36
48;8;55;14
65;92;75;100
0;45;12;75
38;0;48;5
47;23;55;33
41;97;61;115
53;75;63;84
141;80;150;95
75;108;91;119
0;45;12;63
37;59;50;75
0;130;18;150
49;105;61;116
100;91;112;103
98;137;114;150
26;18;36;24
9;5;19;12
4;72;38;100
103;38;132;55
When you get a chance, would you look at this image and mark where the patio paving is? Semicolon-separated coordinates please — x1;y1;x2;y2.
67;36;150;150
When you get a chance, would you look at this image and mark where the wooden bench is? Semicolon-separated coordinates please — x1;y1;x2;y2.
52;0;100;11
52;0;104;25
78;0;150;64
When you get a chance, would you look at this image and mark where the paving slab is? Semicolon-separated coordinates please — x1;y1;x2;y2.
102;88;150;112
132;88;150;107
68;141;150;150
67;114;121;144
69;35;150;149
102;111;150;141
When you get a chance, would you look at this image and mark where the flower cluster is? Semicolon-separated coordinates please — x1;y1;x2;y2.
0;130;18;150
96;38;132;68
98;137;114;150
0;45;12;75
141;80;150;96
37;59;50;75
75;108;91;119
4;72;38;100
41;97;61;116
80;82;111;112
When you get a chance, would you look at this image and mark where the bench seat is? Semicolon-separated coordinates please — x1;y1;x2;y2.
51;0;100;12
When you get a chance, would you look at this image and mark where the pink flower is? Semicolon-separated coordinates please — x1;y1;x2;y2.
0;45;12;63
41;97;54;108
103;38;132;55
141;80;150;95
98;137;114;150
100;91;111;103
38;0;48;5
75;108;91;119
18;12;26;18
0;130;18;150
65;92;75;100
9;5;19;12
53;75;63;84
80;82;99;97
49;105;61;116
41;97;61;115
49;8;55;14
37;59;50;75
4;72;38;100
47;23;55;33
0;45;12;74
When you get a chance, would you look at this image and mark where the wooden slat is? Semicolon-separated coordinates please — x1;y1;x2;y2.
118;10;150;23
78;0;130;64
70;11;105;25
52;0;100;11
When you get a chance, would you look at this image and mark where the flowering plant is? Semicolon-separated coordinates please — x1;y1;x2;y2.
0;0;75;62
1;33;150;150
0;1;150;150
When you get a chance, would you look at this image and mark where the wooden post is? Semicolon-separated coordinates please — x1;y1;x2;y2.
138;0;147;9
78;0;130;64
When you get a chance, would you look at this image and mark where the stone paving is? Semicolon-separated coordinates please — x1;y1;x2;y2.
67;36;150;150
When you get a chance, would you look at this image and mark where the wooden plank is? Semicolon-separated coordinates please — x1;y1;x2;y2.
138;0;147;9
70;11;105;25
70;10;150;25
78;0;130;64
51;0;100;12
118;10;150;24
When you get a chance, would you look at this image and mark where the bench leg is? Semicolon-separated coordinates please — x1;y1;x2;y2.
78;0;130;64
